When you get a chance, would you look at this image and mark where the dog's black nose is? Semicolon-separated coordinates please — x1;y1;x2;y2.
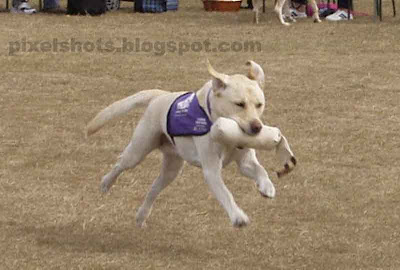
250;121;262;135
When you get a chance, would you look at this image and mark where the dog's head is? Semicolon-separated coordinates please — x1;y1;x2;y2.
208;60;266;136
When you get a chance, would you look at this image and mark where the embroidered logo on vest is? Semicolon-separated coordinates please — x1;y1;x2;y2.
167;92;212;141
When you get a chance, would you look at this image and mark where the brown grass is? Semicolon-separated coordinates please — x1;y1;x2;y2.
1;0;400;269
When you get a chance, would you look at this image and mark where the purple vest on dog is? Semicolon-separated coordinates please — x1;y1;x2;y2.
167;92;212;142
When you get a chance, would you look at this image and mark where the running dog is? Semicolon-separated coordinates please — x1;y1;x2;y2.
86;60;296;228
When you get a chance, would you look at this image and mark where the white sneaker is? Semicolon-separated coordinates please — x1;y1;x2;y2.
290;8;307;19
326;9;353;21
11;2;37;14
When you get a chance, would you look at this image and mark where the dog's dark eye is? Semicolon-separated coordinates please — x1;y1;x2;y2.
256;103;263;109
235;102;246;108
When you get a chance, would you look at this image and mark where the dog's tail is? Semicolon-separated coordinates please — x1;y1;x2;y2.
86;89;168;137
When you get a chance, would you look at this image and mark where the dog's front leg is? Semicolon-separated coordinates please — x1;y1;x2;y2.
275;135;297;178
283;0;296;23
274;0;291;26
252;0;260;24
253;7;260;24
309;0;321;23
194;137;249;227
202;163;250;227
235;149;276;198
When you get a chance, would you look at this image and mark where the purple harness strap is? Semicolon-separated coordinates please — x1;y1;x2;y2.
167;92;213;143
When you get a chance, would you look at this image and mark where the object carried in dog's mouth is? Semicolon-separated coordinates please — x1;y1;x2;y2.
210;117;297;177
210;117;282;150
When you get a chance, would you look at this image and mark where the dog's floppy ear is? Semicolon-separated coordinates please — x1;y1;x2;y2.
207;59;229;91
246;60;265;89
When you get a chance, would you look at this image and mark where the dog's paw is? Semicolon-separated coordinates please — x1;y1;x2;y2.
136;206;150;228
100;183;109;193
231;210;250;228
100;179;110;193
257;181;276;198
135;216;146;228
136;219;147;229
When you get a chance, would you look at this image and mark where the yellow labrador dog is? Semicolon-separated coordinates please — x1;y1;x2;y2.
252;0;321;25
86;60;296;228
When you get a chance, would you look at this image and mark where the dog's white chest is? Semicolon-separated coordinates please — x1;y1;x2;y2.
172;136;236;168
173;137;202;167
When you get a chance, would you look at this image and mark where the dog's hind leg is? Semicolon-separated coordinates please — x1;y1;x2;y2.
235;149;276;198
136;147;184;228
100;118;161;193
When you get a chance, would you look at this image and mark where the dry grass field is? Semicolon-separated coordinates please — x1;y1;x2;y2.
1;0;400;269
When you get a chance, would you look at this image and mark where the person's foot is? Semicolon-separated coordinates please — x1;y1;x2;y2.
326;9;353;21
290;8;307;18
11;2;36;14
241;4;253;9
106;0;120;11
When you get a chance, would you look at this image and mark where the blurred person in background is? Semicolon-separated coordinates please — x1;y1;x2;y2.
291;0;353;21
326;0;353;21
11;0;62;14
43;0;64;12
290;0;307;18
11;0;36;13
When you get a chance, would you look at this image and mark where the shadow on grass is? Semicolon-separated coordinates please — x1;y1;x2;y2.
18;220;207;259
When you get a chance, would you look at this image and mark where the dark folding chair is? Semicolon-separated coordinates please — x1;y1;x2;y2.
376;0;396;21
347;0;352;20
